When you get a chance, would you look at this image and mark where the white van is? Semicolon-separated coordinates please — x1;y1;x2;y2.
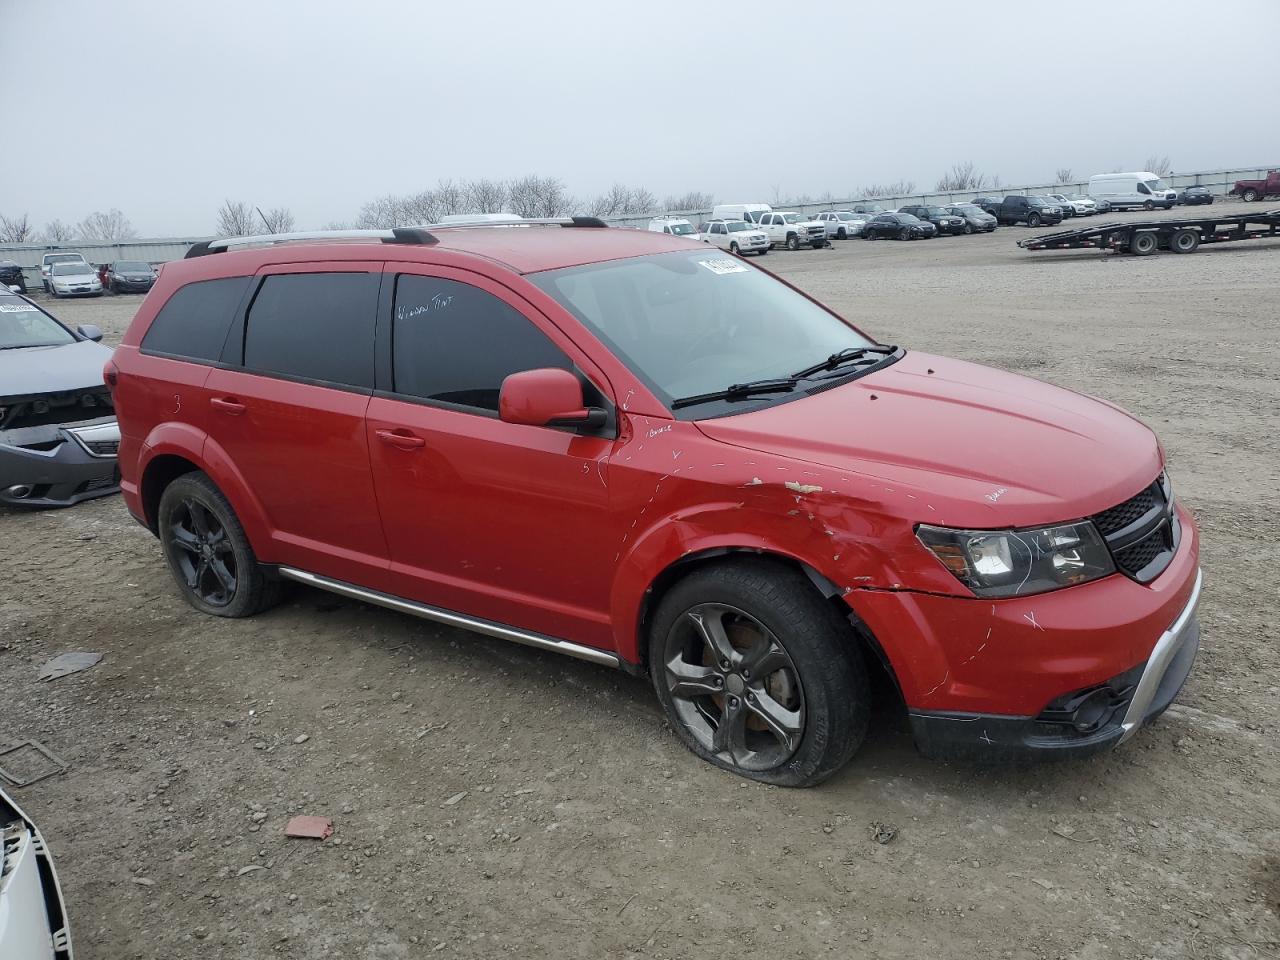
646;216;698;238
1087;172;1177;211
711;203;772;225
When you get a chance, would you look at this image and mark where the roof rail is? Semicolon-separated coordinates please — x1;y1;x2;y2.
184;218;608;259
185;227;438;258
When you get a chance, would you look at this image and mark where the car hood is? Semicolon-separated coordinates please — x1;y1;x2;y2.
0;339;114;397
52;273;98;284
695;351;1161;527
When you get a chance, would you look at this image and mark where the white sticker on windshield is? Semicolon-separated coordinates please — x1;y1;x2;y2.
0;303;38;313
697;258;748;276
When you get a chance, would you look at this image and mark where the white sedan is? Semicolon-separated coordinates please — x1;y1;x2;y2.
48;262;102;298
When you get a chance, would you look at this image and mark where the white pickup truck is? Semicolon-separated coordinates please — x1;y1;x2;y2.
756;211;829;250
699;219;770;256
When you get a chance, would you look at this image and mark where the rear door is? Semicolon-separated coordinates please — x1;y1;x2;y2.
203;263;391;588
366;267;618;649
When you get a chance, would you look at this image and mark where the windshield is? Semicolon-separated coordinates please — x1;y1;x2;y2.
45;255;84;267
950;204;980;215
115;260;151;271
896;214;921;223
52;262;93;276
1144;179;1167;193
835;212;859;221
781;213;804;224
0;295;76;349
925;207;948;217
530;250;877;415
726;221;753;232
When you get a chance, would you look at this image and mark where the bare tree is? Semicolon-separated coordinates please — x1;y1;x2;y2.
770;183;786;205
0;213;34;243
258;207;295;233
430;180;467;218
77;209;137;241
1144;155;1173;176
41;219;76;242
463;178;509;213
216;199;259;236
1054;168;1075;184
508;175;574;218
935;161;992;192
322;220;355;230
662;191;714;212
357;194;414;229
857;180;917;199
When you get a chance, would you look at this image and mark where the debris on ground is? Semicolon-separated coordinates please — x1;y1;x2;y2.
869;821;899;845
0;739;69;787
37;652;103;681
442;791;467;806
285;815;334;840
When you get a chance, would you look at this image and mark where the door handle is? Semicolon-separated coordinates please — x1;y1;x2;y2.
210;396;246;415
376;429;426;450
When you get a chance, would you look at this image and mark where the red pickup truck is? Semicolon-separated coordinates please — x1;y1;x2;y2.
1231;170;1280;202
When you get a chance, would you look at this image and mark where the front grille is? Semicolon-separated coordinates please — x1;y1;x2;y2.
1091;473;1178;582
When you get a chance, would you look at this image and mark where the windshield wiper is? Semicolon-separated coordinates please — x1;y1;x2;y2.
671;377;798;410
790;344;897;379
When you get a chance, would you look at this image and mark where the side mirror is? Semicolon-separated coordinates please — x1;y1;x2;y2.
77;324;104;342
499;368;606;430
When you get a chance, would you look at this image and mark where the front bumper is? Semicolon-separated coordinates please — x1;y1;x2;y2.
111;279;153;292
0;419;120;508
51;286;102;297
908;569;1202;761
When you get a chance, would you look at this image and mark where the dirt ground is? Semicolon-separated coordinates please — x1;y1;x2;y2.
3;209;1278;959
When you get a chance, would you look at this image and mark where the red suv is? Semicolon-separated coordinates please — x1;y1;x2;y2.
109;220;1202;786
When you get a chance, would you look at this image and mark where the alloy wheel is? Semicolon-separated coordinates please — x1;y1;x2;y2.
168;497;238;606
661;602;806;772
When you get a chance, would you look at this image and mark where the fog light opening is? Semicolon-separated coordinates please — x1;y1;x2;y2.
5;484;34;499
1070;688;1115;733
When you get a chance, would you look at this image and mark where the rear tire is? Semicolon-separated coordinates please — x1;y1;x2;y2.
1130;231;1158;256
649;560;869;787
158;471;283;618
1170;228;1200;254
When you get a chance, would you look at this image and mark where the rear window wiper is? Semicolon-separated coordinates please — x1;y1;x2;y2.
790;345;898;380
671;377;798;410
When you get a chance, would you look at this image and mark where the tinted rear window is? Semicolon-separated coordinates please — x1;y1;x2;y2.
141;276;251;362
244;272;379;389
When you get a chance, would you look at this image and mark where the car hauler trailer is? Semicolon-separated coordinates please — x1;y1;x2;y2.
1017;209;1280;256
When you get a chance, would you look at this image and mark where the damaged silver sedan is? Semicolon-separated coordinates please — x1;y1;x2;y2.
0;291;119;508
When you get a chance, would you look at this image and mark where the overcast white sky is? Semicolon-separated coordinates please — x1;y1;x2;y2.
3;0;1278;237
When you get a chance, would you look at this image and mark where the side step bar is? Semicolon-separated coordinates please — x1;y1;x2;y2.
277;567;621;669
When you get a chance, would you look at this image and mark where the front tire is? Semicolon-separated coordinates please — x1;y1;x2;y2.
1027;213;1042;227
729;242;739;255
1242;188;1260;202
649;560;868;787
785;234;800;251
1143;200;1155;211
158;472;282;618
897;227;910;241
837;228;847;239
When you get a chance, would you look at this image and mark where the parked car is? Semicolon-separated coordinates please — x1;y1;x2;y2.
1229;170;1280;202
943;203;998;233
39;252;88;293
898;205;967;235
862;212;937;240
46;262;103;298
757;211;829;249
1089;196;1112;213
851;203;887;216
0;259;27;293
813;211;869;239
711;203;772;226
1088;172;1177;211
970;197;1003;216
111;222;1202;785
0;290;118;507
700;219;770;255
992;196;1064;227
106;260;158;294
1064;193;1100;215
1179;185;1214;206
0;785;75;958
1048;194;1094;217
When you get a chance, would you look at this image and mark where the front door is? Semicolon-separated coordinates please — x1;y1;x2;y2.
366;268;618;650
203;263;390;587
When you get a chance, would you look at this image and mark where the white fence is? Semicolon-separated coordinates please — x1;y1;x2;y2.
3;164;1274;285
601;164;1278;228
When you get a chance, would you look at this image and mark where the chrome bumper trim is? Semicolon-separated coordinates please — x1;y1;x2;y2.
1117;568;1202;743
277;567;620;668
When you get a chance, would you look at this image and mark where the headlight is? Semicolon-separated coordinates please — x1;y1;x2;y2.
916;521;1114;597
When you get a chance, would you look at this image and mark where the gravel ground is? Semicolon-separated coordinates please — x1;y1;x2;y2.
3;209;1278;959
